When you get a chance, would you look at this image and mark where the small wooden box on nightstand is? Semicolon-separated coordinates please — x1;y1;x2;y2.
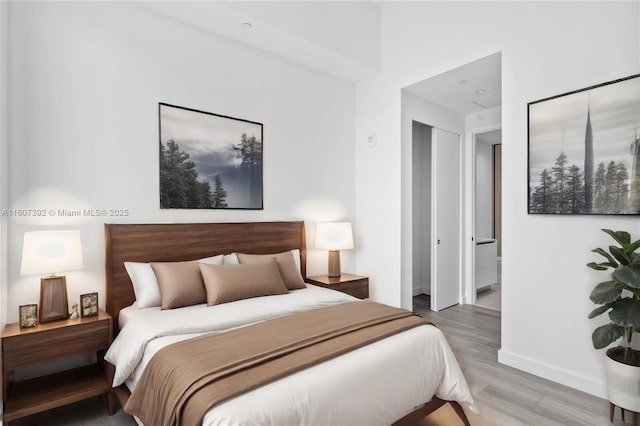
306;274;369;299
1;310;113;425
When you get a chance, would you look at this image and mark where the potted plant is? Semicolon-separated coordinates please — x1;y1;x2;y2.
587;229;640;418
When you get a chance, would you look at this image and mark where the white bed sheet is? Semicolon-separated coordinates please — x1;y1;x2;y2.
106;285;476;426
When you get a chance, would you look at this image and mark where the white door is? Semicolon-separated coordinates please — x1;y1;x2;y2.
431;127;461;311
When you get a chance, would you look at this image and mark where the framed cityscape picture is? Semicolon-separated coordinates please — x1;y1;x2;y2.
159;103;263;210
528;74;640;215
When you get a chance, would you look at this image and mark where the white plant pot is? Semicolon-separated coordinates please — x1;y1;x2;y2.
605;348;640;413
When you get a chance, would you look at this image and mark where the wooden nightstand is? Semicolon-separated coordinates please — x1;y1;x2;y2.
1;310;113;424
306;274;369;299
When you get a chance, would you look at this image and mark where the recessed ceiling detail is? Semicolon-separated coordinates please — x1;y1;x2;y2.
403;52;502;115
472;92;501;108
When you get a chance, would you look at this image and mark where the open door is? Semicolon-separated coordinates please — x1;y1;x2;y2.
431;127;461;311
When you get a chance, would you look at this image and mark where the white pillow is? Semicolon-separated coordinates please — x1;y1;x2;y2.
124;255;224;308
124;262;161;309
290;249;301;271
224;253;239;265
199;255;225;265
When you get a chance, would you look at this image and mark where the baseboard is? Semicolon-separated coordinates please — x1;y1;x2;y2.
498;349;607;399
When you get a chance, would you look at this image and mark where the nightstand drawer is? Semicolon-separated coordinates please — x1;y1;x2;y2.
342;281;369;299
306;274;369;299
3;320;109;370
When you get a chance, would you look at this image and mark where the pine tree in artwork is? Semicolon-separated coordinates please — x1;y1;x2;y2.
593;162;607;213
565;164;585;214
212;174;228;208
530;168;554;213
551;152;569;213
160;140;214;208
234;133;263;207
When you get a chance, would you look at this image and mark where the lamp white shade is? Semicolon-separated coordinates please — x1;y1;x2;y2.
315;222;354;250
20;230;84;276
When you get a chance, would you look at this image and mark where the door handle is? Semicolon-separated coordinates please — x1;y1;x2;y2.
437;239;441;244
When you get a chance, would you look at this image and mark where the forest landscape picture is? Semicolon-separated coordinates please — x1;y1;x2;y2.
159;103;263;209
528;74;640;215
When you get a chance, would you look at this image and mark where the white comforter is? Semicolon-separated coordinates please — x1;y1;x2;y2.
105;285;476;425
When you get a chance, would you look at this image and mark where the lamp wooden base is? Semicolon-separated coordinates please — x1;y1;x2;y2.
328;250;341;278
39;275;69;323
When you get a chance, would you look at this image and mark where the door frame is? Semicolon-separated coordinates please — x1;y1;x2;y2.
464;123;502;305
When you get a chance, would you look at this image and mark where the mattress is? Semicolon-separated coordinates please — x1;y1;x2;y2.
105;285;476;425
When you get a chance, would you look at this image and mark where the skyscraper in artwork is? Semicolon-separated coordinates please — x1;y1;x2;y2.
584;103;594;212
628;130;640;213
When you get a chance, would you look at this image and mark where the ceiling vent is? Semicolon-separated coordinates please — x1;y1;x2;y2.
472;92;501;108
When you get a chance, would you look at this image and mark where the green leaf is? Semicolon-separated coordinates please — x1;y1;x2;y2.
629;239;640;253
590;281;624;304
612;266;640;289
603;229;631;247
591;247;618;268
609;298;640;328
587;262;609;271
592;323;625;349
588;304;612;319
610;245;630;265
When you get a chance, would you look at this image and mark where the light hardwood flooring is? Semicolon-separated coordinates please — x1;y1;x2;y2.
475;283;501;311
414;294;634;426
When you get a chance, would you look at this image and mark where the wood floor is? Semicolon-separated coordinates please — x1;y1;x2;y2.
6;297;634;426
413;294;633;426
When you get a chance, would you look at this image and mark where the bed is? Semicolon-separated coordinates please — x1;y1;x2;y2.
103;221;475;425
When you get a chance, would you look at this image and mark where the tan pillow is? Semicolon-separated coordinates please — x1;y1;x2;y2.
150;261;207;309
236;251;306;290
199;259;289;306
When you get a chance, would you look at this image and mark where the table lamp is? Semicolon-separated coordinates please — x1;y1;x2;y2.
21;230;84;323
315;222;354;278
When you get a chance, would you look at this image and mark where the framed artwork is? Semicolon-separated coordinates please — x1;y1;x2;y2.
19;304;38;328
80;292;99;318
159;103;263;210
528;74;640;215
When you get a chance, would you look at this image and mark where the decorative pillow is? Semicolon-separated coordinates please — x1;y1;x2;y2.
124;255;223;308
236;250;306;290
199;259;289;306
150;261;207;309
124;262;161;308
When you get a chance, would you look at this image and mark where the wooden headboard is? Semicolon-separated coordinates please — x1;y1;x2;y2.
105;221;306;333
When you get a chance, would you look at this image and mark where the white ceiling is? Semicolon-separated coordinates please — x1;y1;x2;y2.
133;1;380;82
404;52;502;115
134;2;501;115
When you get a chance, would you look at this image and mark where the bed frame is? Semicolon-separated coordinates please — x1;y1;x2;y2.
103;221;470;426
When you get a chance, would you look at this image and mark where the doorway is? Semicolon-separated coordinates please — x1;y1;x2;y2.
401;51;502;314
474;129;502;311
411;121;461;312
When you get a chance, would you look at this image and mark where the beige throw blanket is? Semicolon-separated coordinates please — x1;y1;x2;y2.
125;301;430;426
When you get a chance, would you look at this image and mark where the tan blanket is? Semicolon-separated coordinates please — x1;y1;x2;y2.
125;301;430;426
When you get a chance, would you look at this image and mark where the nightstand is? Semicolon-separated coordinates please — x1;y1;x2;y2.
306;274;369;299
1;310;113;424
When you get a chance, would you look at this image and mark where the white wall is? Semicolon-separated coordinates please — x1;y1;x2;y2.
356;1;640;398
5;1;356;322
475;140;493;238
0;0;7;388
